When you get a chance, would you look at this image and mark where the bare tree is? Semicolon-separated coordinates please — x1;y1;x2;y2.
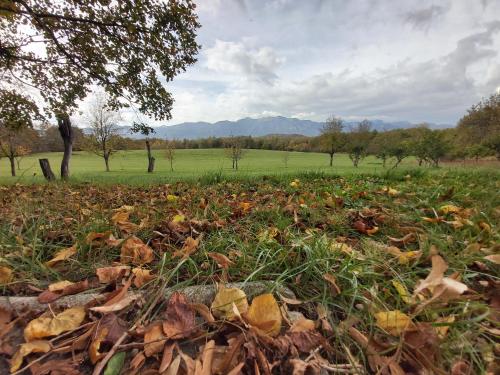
321;116;344;167
165;141;176;172
225;139;244;170
86;93;121;172
283;151;290;168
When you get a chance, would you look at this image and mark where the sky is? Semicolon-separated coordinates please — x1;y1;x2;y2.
155;0;500;126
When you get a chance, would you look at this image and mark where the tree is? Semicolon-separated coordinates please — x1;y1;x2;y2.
415;130;449;167
1;0;200;178
283;151;290;168
165;141;176;172
131;122;156;173
368;131;390;168
85;93;121;172
0;89;41;176
15;145;31;170
225;140;244;170
346;120;372;168
320;116;344;166
466;144;489;162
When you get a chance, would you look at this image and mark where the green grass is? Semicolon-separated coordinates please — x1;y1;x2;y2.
0;165;498;372
2;148;498;185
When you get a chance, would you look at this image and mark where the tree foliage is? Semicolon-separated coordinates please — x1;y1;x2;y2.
0;0;201;118
320;115;345;166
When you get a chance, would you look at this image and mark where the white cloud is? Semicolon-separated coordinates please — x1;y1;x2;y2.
204;40;283;82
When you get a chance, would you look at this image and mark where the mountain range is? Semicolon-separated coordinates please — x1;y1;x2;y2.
114;116;452;140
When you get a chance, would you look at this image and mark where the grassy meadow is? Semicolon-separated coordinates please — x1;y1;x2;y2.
1;148;499;184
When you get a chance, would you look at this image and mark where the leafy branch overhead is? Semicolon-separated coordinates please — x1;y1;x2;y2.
0;0;201;118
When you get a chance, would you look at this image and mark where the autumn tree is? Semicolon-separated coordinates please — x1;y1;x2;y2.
0;89;41;176
85;93;121;172
346;120;373;168
225;139;244;170
15;145;31;170
320;116;344;166
165;141;176;172
0;0;200;178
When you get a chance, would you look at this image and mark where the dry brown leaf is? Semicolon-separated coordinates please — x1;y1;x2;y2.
89;314;127;364
144;321;166;357
0;265;13;284
289;318;315;333
90;294;138;313
484;254;500;264
164;355;181;375
85;231;121;247
200;340;215;375
120;236;154;265
246;293;282;337
323;273;341;296
172;236;201;259
374;310;414;336
10;340;51;372
44;245;77;267
211;286;248;321
47;280;74;292
132;267;155;288
96;265;131;284
38;280;89;304
24;306;86;341
208;252;234;269
190;303;215;323
159;342;175;373
162;292;196;339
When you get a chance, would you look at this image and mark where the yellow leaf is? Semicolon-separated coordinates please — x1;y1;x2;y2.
290;179;300;188
111;210;130;225
172;214;185;223
0;265;13;284
289;318;316;332
392;280;412;304
439;205;461;214
246;294;282;337
10;340;51;372
120;236;154;265
172;236;201;259
374;310;413;336
24;306;86;342
166;194;178;202
48;280;74;292
44;245;77;267
211;286;248;321
434;315;455;339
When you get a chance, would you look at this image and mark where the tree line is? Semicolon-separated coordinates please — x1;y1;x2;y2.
2;92;499;175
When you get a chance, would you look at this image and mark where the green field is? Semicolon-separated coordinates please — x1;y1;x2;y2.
1;148;497;184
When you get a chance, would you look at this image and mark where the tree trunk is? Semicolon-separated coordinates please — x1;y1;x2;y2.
57;113;73;179
235;159;238;170
39;159;56;181
170;159;173;172
9;156;15;177
329;153;333;167
16;158;21;171
104;154;110;172
148;157;155;173
382;157;386;168
146;140;154;173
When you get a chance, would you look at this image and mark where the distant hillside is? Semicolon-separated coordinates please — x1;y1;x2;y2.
107;116;452;139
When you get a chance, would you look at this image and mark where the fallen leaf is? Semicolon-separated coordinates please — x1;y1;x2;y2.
90;294;138;313
439;205;461;214
190;303;215;323
162;292;196;339
323;273;341;296
89;314;127;364
200;340;215;375
25;306;86;341
103;352;126;375
144;321;166;357
208;252;234;269
96;266;131;284
414;255;448;295
172;214;185;223
48;280;74;292
120;236;154;265
387;233;416;246
374;310;414;336
86;231;122;247
166;194;178;202
10;340;51;372
484;254;500;265
132;267;155;288
211;286;248;321
246;293;282;337
45;245;77;267
392;280;412;304
289;318;315;332
172;236;201;259
38;280;89;304
0;265;13;284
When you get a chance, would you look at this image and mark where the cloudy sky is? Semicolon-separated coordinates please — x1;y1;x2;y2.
156;0;500;126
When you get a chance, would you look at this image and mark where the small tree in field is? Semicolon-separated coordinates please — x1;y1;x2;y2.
283;151;290;168
165;141;176;172
347;120;372;168
131;122;156;173
86;94;121;172
320;116;344;166
225;139;244;170
0;90;42;176
15;146;31;170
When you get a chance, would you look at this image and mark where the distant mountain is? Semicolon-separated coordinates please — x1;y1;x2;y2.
108;116;452;140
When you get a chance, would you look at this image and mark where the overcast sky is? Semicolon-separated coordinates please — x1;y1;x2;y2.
155;0;500;126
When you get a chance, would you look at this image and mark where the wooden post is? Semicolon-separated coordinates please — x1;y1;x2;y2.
39;159;56;181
